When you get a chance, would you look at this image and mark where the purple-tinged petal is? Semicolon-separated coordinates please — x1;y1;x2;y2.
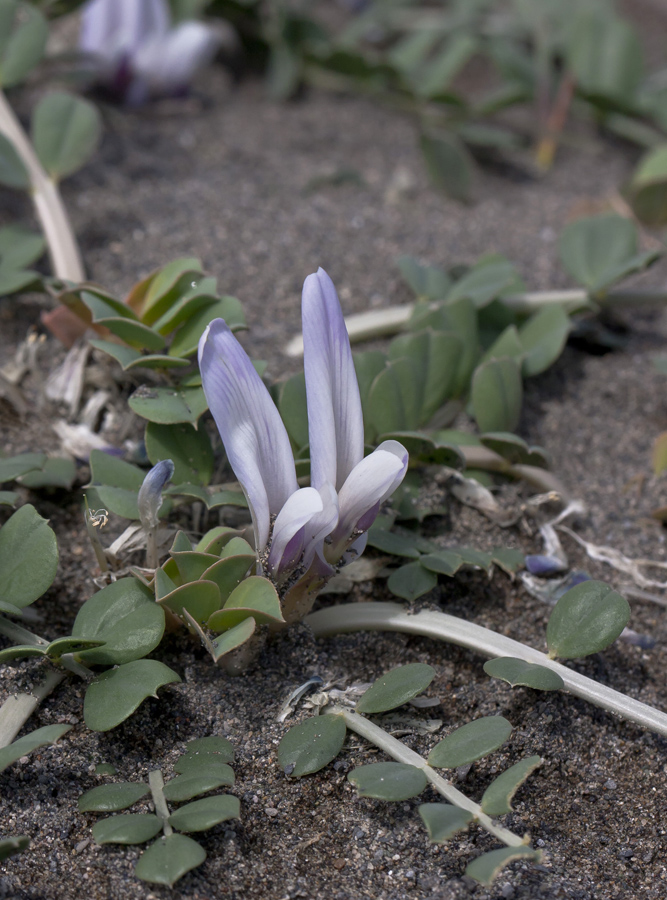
137;459;174;530
302;268;364;492
328;439;408;559
268;487;323;577
80;0;168;61
301;482;339;570
199;319;298;552
525;554;567;577
137;21;220;93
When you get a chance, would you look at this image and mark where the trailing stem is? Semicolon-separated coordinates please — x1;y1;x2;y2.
307;602;667;738
325;706;526;848
0;668;65;748
0;89;84;282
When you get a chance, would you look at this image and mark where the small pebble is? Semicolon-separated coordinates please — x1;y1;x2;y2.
265;807;278;817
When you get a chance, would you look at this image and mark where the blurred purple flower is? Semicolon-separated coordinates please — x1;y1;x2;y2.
80;0;220;104
138;458;174;530
198;268;408;602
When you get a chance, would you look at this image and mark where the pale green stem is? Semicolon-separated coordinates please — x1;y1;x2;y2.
284;289;667;356
84;496;109;574
145;527;158;571
0;616;48;647
326;706;525;848
148;769;173;837
306;603;667;738
0;90;84;281
0;668;65;748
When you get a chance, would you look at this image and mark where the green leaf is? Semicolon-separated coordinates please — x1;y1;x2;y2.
88;338;142;370
0;724;71;774
168;795;240;833
558;214;651;295
471;357;522;433
0;132;30;190
490;547;526;574
0;504;58;608
418;803;473;842
481;755;542;816
158;581;221;626
0;1;48;88
89;449;144;490
419;550;463;576
0;644;46;663
210;617;256;662
83;660;181;732
207;489;248;510
32;91;101;181
45;636;106;659
145;421;213;486
0;836;29;861
348;762;427;801
387;562;437;601
90;485;140;520
448;259;518;308
139;258;203;325
171;550;218;583
279;372;309;450
428;717;513;769
480;433;548;468
95;317;165;353
481;325;524;364
396;256;451;301
627;146;667;228
546;580;630;659
0;264;39;295
195;527;240;555
366;528;421;559
169;295;245;359
278;715;346;777
416;34;478;98
129;385;208;425
567;11;642;108
0;225;45;268
356;663;435;714
201;554;256;604
0;598;21;614
134;833;206;887
465;846;539;886
95;763;118;775
73;577;164;665
207;576;284;632
18;456;76;490
162;766;235;803
379;432;464;469
518;306;571;377
388;330;463;422
419;131;474;202
368;357;421;435
92;814;162;845
150;283;218;334
174;736;235;773
483;658;564;691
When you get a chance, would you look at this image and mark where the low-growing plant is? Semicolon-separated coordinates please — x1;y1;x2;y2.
78;735;239;886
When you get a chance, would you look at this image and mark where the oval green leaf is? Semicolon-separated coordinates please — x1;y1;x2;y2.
348;762;427;801
83;660;181;732
356;663;435;714
0;644;46;663
471;357;522;434
201;555;256;605
465;845;540;886
159;581;221;626
428;716;513;769
78;782;149;813
207;576;283;632
0;1;47;88
92;814;162;845
365;528;421;558
0;836;29;861
145;421;214;486
129;385;208;425
73;577;165;665
0;724;71;774
387;562;437;602
0;504;58;608
32;91;101;181
483;657;564;691
0;132;30;190
546;580;630;659
162;766;235;803
418;803;473;842
210;616;256;662
175;736;235;773
168;795;240;833
481;755;542;816
278;715;346;777
134;833;206;887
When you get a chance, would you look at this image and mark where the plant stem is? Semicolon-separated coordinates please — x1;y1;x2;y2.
0;90;84;282
326;706;525;848
284;289;667;356
0;616;48;647
306;603;667;738
148;769;173;837
0;668;65;748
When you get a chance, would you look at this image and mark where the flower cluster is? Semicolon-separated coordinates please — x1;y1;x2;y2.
199;268;408;616
80;0;220;105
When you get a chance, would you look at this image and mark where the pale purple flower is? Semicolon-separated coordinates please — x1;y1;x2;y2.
198;268;408;594
80;0;220;104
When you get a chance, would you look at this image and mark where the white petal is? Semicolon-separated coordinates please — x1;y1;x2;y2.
140;21;220;91
302;268;364;492
301;481;339;570
329;440;408;558
199;319;298;552
268;487;324;576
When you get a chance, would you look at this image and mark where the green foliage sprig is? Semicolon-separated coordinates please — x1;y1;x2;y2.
79;735;239;887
